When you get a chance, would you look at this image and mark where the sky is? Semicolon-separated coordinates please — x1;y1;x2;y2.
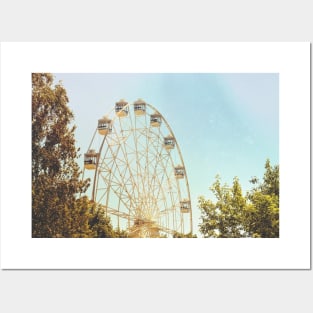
53;73;279;235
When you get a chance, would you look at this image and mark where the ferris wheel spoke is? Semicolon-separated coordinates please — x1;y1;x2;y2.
101;175;137;218
105;133;139;202
97;155;138;217
106;206;132;220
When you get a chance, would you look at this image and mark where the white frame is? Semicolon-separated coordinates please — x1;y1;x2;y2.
0;42;310;269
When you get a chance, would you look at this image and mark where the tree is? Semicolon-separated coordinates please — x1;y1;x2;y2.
244;193;279;238
199;176;246;238
245;159;279;237
32;73;89;237
88;204;116;238
62;196;94;238
198;160;279;238
172;232;197;238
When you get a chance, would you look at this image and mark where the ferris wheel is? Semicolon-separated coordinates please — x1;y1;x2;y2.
83;99;192;238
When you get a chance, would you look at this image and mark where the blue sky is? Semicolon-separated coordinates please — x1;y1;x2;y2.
53;73;279;235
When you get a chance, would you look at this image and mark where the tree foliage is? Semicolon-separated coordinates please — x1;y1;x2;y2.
198;159;279;238
173;232;197;238
32;73;124;238
32;73;91;237
89;204;129;238
245;159;279;237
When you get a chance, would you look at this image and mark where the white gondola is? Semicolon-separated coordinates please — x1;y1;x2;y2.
115;99;128;117
84;149;98;170
97;116;112;135
174;165;185;179
150;113;162;127
164;135;175;150
134;98;146;116
180;199;191;213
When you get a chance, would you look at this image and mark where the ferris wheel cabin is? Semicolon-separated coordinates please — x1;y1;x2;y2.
115;99;128;117
150;113;162;127
174;165;185;179
134;99;146;116
180;199;191;213
84;149;98;170
164;135;175;150
97;116;112;135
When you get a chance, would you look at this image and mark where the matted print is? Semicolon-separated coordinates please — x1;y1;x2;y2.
0;42;310;269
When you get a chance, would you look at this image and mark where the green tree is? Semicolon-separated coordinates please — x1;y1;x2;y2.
245;159;279;237
32;73;89;237
88;203;129;238
198;160;279;238
199;176;246;238
64;196;95;238
88;204;116;238
173;232;197;238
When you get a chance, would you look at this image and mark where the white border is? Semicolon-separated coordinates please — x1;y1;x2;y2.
0;42;310;269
